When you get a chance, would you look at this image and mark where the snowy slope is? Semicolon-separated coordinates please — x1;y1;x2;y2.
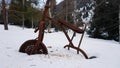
0;25;120;68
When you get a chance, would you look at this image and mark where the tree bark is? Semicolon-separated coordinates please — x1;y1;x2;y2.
2;0;8;30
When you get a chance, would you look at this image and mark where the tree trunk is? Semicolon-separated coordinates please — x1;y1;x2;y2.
22;13;25;29
2;0;8;30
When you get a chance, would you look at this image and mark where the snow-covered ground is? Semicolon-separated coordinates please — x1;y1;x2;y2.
0;25;120;68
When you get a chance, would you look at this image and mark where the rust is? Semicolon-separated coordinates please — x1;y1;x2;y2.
46;16;88;59
19;0;90;59
58;19;84;33
19;39;48;55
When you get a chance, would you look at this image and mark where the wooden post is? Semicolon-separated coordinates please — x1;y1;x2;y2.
22;0;25;29
22;13;25;29
119;5;120;43
65;0;68;22
73;0;77;25
31;12;34;28
2;0;8;30
48;1;52;33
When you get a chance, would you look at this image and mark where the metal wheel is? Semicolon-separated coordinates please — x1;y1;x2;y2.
19;39;48;55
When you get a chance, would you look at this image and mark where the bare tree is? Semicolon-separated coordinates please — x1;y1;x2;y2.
47;0;56;33
2;0;8;30
119;5;120;43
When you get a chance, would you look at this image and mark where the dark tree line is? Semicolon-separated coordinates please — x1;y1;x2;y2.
88;0;119;41
9;0;41;28
0;0;42;28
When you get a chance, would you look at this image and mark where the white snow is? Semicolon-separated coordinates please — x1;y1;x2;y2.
0;24;120;68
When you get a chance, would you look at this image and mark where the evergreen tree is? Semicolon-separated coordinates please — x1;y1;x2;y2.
88;0;119;41
8;0;41;28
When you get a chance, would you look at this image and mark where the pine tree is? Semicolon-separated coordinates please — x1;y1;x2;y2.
88;0;119;41
8;0;41;28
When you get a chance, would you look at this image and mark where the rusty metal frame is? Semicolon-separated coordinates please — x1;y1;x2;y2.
22;0;89;59
47;16;88;59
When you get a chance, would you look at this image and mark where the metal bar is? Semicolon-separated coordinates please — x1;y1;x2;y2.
60;25;74;47
78;23;86;48
58;19;84;33
46;16;75;47
30;0;50;54
67;32;76;50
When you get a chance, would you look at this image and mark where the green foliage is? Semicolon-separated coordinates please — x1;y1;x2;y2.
8;0;42;28
88;0;119;41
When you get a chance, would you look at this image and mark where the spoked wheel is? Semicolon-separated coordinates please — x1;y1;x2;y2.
19;39;48;55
